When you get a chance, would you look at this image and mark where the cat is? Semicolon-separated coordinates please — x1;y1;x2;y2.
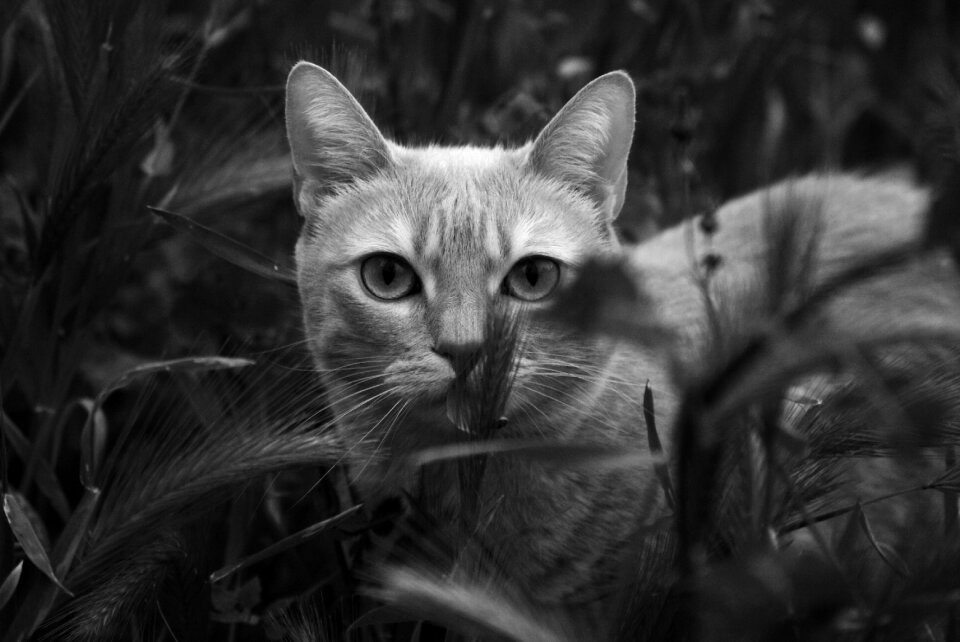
284;60;960;619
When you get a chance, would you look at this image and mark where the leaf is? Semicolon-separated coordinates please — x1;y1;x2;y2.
3;493;73;596
209;505;364;583
0;560;23;610
98;355;255;399
150;206;297;285
0;476;99;638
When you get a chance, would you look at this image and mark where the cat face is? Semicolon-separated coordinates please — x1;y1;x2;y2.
286;63;635;458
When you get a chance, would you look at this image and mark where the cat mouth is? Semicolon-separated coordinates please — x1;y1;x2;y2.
396;373;514;435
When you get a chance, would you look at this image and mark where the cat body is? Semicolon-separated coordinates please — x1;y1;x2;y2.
634;174;953;365
285;62;960;611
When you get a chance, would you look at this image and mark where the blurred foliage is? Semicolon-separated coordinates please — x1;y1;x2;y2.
2;0;960;640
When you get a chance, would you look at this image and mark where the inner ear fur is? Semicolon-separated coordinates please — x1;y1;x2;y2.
285;61;392;207
526;71;636;220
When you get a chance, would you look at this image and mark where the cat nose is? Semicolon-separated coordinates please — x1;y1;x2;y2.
431;296;485;376
433;340;482;377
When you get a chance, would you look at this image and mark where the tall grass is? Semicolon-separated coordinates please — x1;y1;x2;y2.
2;0;960;640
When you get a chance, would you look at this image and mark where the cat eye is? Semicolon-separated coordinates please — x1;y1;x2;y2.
360;254;420;300
503;256;561;302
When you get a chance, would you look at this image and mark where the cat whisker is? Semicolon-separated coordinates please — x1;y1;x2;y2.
238;336;316;358
524;366;655;410
512;400;552;439
524;357;680;405
311;358;391;376
523;383;636;435
521;359;627;381
280;380;395;438
323;385;399;429
294;385;409;499
349;396;410;482
522;357;640;384
285;377;392;424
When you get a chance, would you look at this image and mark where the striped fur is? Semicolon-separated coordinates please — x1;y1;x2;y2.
287;62;643;606
285;62;960;614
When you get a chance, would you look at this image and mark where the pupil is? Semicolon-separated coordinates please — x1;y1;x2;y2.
382;260;396;285
524;261;539;287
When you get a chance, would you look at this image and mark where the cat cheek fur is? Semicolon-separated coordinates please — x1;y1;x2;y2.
383;351;455;398
321;274;457;398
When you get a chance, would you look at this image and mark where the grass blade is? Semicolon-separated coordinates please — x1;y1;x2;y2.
209;505;364;583
150;205;297;285
78;399;108;490
2;469;101;639
644;382;676;509
373;566;565;642
5;177;39;267
2;410;71;521
0;560;22;610
0;0;27;36
944;447;958;533
98;356;255;399
856;506;911;578
0;68;38;138
413;438;659;472
3;493;72;596
81;356;254;490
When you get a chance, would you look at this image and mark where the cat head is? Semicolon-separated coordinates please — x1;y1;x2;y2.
286;62;635;450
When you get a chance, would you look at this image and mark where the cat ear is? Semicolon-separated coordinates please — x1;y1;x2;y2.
526;71;636;219
285;62;392;203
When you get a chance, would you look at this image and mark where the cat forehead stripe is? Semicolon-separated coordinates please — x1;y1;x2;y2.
413;177;507;263
509;212;582;264
343;217;415;260
483;209;502;260
421;192;456;259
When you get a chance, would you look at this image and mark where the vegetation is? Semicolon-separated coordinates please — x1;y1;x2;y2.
2;0;960;640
